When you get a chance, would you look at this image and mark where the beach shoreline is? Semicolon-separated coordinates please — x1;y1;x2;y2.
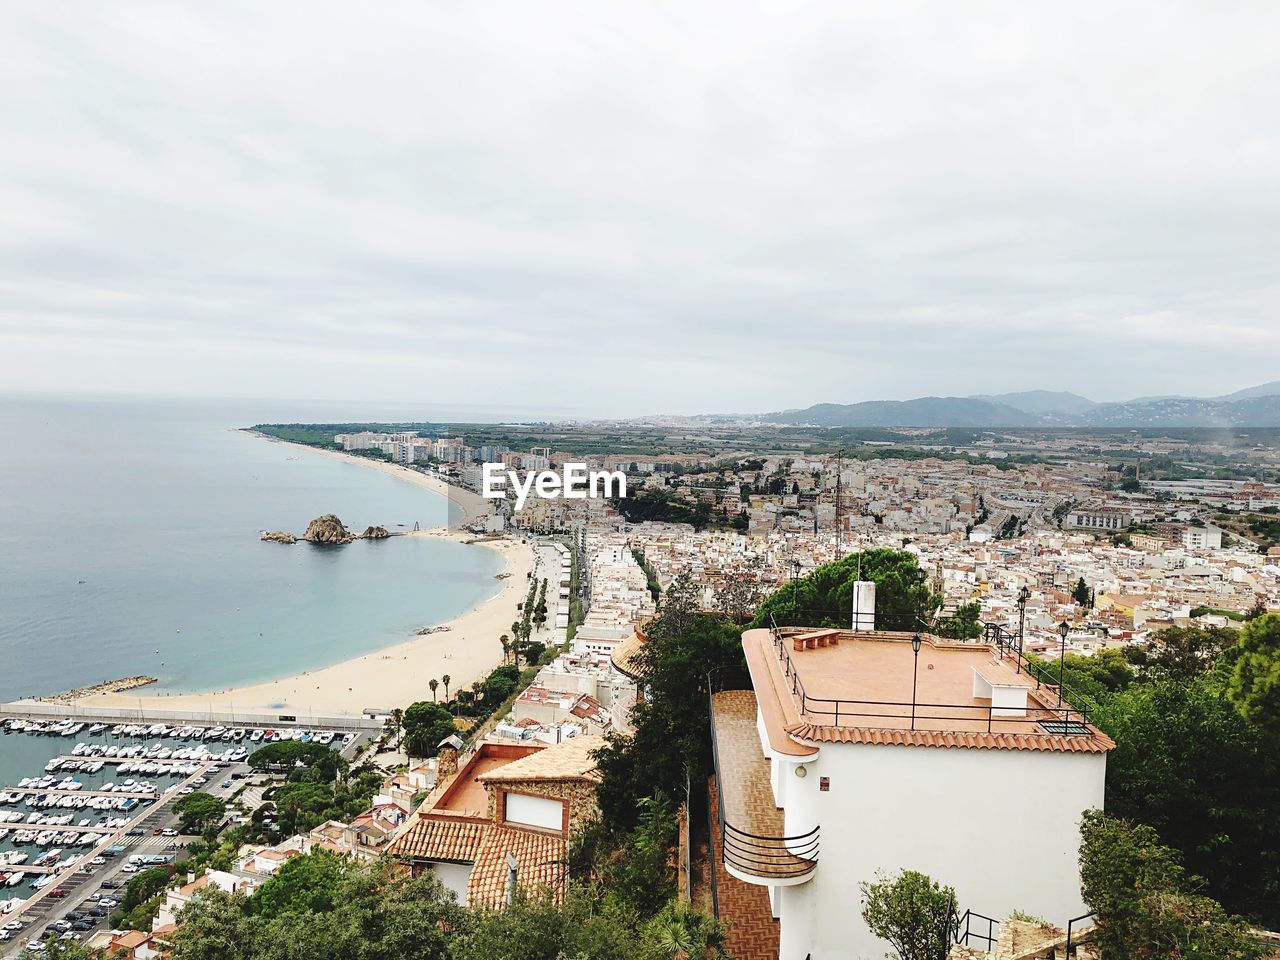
64;436;531;718
251;433;494;529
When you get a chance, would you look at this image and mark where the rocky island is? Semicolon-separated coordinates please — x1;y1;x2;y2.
261;515;397;545
304;513;355;544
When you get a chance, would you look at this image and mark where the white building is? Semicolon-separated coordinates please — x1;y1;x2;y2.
710;624;1111;960
1183;524;1223;551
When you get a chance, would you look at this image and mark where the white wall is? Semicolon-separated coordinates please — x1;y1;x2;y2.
774;742;1106;960
430;861;472;904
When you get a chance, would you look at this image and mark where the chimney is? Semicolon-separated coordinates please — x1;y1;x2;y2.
851;580;876;631
436;734;464;780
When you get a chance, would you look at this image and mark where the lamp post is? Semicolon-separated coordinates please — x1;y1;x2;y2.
910;633;922;731
1057;620;1070;707
1016;587;1030;652
790;559;801;622
1015;586;1030;672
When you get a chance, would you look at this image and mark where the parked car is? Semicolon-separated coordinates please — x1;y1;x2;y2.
48;888;67;899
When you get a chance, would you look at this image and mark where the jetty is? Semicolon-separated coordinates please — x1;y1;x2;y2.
31;676;158;704
1;786;159;800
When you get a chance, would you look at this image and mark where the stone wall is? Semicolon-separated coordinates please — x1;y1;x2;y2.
483;777;599;834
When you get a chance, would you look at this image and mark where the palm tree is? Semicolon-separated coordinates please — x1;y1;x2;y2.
499;634;511;664
441;674;451;701
428;679;438;702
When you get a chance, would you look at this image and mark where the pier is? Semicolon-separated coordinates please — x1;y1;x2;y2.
1;786;160;800
47;755;204;770
0;822;128;835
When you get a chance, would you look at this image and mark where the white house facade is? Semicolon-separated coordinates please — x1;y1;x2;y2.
710;623;1112;960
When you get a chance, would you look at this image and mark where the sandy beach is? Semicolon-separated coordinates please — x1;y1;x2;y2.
68;440;532;718
255;435;495;528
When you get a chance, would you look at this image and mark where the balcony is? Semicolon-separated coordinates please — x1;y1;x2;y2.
710;689;818;886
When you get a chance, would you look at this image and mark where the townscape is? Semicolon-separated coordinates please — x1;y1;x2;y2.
7;4;1280;959
3;420;1271;958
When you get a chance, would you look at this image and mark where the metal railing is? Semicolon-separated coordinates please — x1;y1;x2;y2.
1065;912;1095;957
768;622;1094;735
721;821;819;880
951;908;1000;952
708;682;819;883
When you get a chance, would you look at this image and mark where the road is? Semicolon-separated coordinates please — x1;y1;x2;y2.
3;760;250;957
529;538;570;650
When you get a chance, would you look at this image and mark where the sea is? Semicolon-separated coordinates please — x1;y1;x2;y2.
0;393;521;704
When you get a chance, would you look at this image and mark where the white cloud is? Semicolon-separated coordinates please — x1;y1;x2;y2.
1;1;1278;412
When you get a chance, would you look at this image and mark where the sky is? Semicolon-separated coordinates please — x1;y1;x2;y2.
2;2;1279;418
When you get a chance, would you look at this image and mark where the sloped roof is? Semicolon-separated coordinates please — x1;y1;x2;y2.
388;818;487;863
466;825;567;909
475;735;605;785
785;722;1114;753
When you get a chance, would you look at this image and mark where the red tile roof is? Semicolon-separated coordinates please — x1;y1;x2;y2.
466;825;566;909
784;722;1113;753
388;818;487;862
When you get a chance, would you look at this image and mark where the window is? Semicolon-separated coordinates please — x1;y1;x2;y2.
504;793;564;832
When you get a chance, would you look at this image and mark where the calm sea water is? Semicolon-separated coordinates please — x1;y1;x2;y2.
0;395;508;701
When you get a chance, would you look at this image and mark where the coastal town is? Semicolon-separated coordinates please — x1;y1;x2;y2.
4;422;1277;957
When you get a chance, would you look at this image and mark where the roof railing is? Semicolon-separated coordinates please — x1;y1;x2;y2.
767;621;1094;735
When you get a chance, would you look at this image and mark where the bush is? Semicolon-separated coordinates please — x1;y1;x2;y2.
1079;811;1267;960
859;869;955;960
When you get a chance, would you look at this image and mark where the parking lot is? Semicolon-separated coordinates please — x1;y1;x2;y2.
3;760;250;957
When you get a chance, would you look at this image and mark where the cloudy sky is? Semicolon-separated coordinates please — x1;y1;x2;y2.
2;3;1278;417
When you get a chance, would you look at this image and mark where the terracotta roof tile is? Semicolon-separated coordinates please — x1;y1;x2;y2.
476;735;605;784
387;817;487;862
467;825;567;909
784;722;1114;753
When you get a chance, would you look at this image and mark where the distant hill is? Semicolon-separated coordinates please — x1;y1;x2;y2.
757;381;1280;428
1075;394;1280;427
971;390;1098;416
761;397;1038;428
1218;379;1280;402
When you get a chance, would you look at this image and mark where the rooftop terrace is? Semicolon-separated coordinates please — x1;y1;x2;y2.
746;627;1113;753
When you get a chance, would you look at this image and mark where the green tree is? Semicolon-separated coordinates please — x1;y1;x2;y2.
1228;613;1280;734
248;740;336;775
1092;670;1280;924
401;700;457;759
390;707;404;747
1126;624;1238;681
1072;577;1091;608
1079;811;1266;960
859;869;955;960
173;792;227;834
938;600;983;640
254;848;348;918
751;549;939;630
594;575;748;831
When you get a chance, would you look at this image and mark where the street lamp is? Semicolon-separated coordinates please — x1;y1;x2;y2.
1057;620;1071;706
910;633;922;731
1013;585;1031;672
790;559;802;621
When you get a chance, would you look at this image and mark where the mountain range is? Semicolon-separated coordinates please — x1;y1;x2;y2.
758;381;1280;428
